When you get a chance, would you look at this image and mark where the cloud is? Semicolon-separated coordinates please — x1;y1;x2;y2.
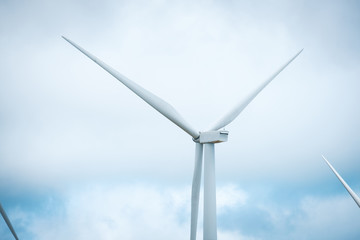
217;184;248;213
290;195;360;240
221;191;360;240
1;1;360;239
1;0;360;188
17;184;249;240
6;183;359;240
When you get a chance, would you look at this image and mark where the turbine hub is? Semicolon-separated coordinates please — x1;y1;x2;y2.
193;130;229;143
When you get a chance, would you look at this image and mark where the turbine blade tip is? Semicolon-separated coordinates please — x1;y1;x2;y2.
296;48;304;56
62;36;72;43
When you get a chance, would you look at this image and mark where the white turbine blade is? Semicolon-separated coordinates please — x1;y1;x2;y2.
0;203;19;240
190;143;203;240
209;49;303;131
322;155;360;208
203;143;217;240
62;36;199;139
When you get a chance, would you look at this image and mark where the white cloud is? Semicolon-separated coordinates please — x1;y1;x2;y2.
1;1;360;239
290;195;360;239
239;193;360;240
21;184;250;240
217;184;248;213
1;0;360;188
9;183;359;240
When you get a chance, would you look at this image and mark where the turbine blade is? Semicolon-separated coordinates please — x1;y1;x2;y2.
322;155;360;208
190;143;203;240
62;36;199;139
208;49;303;131
0;203;19;240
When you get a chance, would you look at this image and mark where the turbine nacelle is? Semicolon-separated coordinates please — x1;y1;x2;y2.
194;130;229;144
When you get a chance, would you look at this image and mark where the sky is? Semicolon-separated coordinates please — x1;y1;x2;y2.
1;0;360;239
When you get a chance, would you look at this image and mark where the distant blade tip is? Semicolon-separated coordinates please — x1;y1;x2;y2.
62;36;70;42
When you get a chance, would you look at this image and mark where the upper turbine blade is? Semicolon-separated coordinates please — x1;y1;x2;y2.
0;203;19;240
208;49;303;131
62;36;199;139
322;155;360;208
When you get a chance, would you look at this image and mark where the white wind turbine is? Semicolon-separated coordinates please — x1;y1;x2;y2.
322;155;360;208
0;202;19;240
63;36;302;240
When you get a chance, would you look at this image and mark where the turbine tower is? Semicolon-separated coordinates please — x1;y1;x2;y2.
63;36;302;240
322;155;360;208
0;202;19;240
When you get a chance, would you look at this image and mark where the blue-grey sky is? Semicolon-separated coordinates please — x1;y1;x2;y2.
1;0;360;239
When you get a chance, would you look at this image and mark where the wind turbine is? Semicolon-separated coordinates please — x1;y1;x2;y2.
63;36;302;240
322;155;360;208
0;202;19;240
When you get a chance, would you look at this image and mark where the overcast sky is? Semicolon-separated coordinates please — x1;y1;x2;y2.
1;0;360;239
